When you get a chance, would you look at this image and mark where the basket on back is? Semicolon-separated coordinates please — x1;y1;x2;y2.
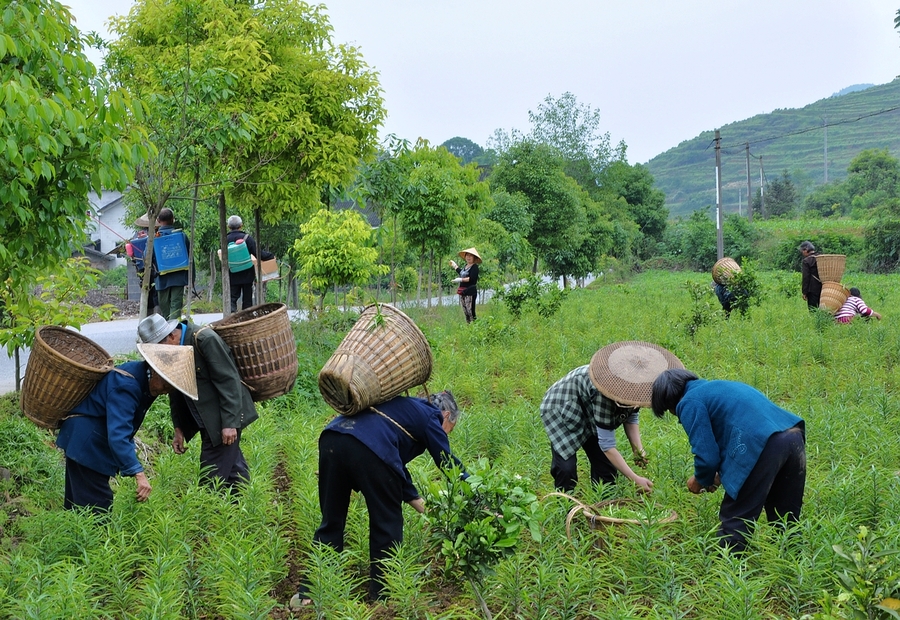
20;326;114;429
211;303;297;402
819;282;850;314
712;257;741;284
319;303;432;416
816;254;846;283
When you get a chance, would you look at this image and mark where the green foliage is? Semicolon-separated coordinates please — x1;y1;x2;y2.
423;460;541;586
495;275;568;319
97;265;128;289
678;280;717;338
726;258;764;317
768;233;863;271
441;137;484;165
806;526;900;620
293;209;388;308
0;258;115;355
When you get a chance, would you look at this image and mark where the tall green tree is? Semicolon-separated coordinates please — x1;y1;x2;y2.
441;137;484;165
397;141;490;303
489;141;589;275
598;160;668;244
0;0;146;357
293;209;387;311
107;0;384;313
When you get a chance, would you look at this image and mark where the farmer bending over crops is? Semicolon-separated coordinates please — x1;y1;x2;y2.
835;287;882;323
137;313;258;491
292;391;465;607
56;343;197;512
651;369;806;553
540;342;683;495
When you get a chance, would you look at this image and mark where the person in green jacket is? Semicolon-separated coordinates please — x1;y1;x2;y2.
138;313;258;489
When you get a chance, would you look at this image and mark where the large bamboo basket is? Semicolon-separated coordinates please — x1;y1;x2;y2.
819;281;850;314
211;303;297;402
318;303;432;416
20;326;114;429
712;257;741;284
816;254;846;283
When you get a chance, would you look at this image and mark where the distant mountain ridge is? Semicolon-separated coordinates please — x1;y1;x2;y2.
646;79;900;219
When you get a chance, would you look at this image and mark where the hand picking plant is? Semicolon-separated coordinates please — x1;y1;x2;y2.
422;459;543;620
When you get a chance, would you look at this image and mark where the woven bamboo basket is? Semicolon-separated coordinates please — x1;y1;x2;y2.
20;326;114;429
712;257;741;284
819;281;850;314
318;303;432;416
211;303;297;402
816;254;846;283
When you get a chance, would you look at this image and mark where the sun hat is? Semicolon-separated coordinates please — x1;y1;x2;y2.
589;341;684;408
137;343;198;400
458;247;482;264
134;213;151;228
137;314;179;344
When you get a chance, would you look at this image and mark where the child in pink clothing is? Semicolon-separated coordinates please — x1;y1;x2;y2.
834;287;882;323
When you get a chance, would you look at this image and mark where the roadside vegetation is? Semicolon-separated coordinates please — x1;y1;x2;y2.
3;269;900;618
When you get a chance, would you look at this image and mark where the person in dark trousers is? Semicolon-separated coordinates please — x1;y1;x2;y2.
55;344;197;512
449;247;481;323
137;313;258;491
799;240;822;311
225;215;274;312
292;391;465;607
154;208;191;320
651;369;806;553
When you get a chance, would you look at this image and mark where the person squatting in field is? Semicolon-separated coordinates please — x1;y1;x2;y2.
293;391;466;607
835;287;882;323
651;369;806;553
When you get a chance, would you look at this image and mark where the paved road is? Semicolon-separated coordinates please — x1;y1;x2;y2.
0;287;510;397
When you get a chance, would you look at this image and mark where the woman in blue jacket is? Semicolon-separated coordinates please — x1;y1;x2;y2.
651;369;806;552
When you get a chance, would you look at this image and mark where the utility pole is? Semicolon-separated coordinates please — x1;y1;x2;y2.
738;188;742;217
823;115;828;184
715;130;724;259
745;143;753;223
758;155;766;220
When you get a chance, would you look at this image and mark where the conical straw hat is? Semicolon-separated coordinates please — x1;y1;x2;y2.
137;343;198;400
457;247;482;264
589;341;683;407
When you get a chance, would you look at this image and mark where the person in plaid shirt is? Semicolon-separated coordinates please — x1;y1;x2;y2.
540;365;653;494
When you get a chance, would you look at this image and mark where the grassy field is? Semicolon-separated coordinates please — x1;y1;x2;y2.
2;268;900;619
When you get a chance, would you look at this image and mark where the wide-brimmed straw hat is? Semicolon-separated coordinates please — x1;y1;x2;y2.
137;314;179;344
137;343;199;400
134;213;151;228
458;247;482;264
589;341;683;408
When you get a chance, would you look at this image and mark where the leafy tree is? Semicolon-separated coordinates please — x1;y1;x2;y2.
804;182;849;217
485;191;534;276
527;92;625;192
0;0;145;359
397;140;490;303
292;209;387;310
598;160;668;243
847;149;900;198
665;209;717;271
107;0;385;313
441;137;484;165
754;170;798;218
489;141;589;275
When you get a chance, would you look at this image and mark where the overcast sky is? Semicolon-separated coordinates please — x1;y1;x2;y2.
65;0;900;164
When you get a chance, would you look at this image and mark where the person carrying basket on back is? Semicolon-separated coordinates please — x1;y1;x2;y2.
799;241;822;311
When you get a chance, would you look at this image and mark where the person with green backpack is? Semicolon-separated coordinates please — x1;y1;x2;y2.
226;215;274;312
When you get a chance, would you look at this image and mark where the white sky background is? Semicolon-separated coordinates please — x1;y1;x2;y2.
66;0;900;164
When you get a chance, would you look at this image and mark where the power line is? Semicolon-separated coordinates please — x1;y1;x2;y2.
717;105;900;151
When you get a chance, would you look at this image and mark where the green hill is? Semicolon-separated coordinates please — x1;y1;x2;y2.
646;78;900;219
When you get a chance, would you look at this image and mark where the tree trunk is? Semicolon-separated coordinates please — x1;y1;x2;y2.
218;191;231;316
